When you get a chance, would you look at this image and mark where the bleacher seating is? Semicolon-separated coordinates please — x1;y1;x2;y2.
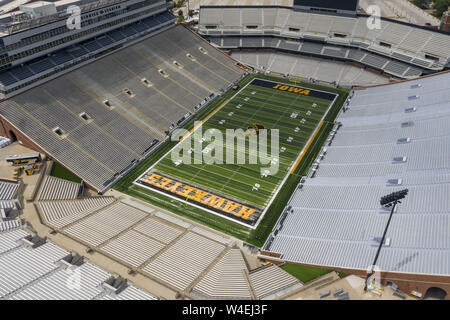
38;197;115;228
199;7;450;70
64;202;147;246
0;228;158;300
0;180;19;211
0;180;18;200
0;242;68;298
231;51;389;87
249;264;302;300
0;229;29;255
0;25;245;193
38;176;80;201
192;249;252;300
210;35;424;79
10;262;110;300
100;285;158;300
100;230;165;267
264;72;450;276
33;193;306;299
134;217;183;244
143;232;226;291
0;220;21;232
0;11;177;89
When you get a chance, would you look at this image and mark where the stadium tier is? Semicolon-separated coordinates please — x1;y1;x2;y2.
0;25;246;192
0;228;157;300
0;179;19;207
0;10;177;97
37;176;82;201
0;0;172;70
35;190;302;299
262;71;450;292
198;6;450;75
231;51;390;87
209;36;424;80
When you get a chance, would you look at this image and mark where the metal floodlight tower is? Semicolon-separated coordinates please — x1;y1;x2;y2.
364;189;409;292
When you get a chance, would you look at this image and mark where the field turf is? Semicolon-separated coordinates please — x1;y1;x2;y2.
114;74;349;246
149;78;334;212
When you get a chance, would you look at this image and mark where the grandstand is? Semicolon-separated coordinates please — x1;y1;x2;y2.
0;179;21;232
198;6;450;79
0;179;20;209
0;0;175;97
34;182;303;299
0;24;246;193
37;176;81;201
0;228;157;300
261;71;450;298
231;51;389;87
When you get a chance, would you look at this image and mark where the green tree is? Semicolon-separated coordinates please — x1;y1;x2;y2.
176;10;185;24
411;0;432;9
174;0;184;8
433;0;450;18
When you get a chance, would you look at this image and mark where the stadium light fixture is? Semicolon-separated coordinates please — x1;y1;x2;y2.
364;189;409;292
380;189;408;207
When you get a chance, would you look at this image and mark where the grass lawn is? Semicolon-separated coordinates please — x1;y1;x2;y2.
50;161;81;183
281;263;347;283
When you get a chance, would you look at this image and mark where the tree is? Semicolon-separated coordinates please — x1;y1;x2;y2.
433;0;450;18
174;0;184;8
176;10;185;24
411;0;432;9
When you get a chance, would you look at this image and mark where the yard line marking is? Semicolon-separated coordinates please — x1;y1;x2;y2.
290;121;324;174
181;99;229;141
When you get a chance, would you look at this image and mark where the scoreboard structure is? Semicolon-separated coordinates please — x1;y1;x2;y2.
293;0;359;15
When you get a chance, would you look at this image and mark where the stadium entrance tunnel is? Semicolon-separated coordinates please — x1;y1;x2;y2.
424;287;447;300
9;130;17;142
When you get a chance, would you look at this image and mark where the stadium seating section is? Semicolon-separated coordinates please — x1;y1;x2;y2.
199;7;450;78
0;11;176;90
264;71;450;276
0;229;157;300
35;187;302;299
231;51;390;87
0;25;246;192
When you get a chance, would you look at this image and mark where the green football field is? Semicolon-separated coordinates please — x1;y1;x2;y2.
135;78;337;226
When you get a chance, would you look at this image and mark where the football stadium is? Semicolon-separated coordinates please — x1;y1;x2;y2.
0;0;449;304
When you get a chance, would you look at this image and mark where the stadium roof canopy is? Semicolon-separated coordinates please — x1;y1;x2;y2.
294;0;358;13
293;0;359;12
199;0;293;7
